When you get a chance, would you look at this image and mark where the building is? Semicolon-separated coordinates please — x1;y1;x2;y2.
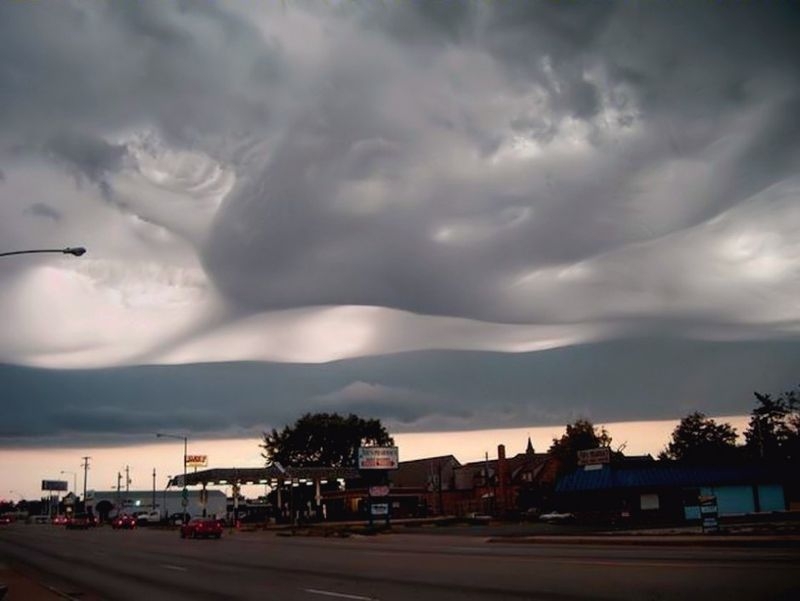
555;462;788;523
87;489;227;521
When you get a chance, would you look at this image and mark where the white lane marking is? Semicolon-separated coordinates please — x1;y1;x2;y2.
303;588;377;601
161;564;188;572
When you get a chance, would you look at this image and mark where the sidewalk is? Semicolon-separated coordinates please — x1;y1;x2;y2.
0;562;73;601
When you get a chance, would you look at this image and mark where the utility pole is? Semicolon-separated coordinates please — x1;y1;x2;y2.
125;465;131;493
81;456;91;510
152;468;156;512
116;472;122;514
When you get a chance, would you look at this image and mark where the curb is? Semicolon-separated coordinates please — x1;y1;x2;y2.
487;535;800;547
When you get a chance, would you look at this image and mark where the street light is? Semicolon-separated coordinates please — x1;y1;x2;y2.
163;475;172;522
60;471;77;494
156;432;188;521
0;246;86;258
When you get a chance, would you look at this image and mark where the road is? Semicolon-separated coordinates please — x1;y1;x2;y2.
1;523;798;600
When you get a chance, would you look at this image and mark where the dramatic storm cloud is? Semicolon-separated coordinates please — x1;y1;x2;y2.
0;1;798;445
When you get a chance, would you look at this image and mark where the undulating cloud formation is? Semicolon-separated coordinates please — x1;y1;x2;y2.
1;1;798;446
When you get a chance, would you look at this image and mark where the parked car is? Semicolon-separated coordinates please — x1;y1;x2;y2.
180;518;222;539
0;516;13;525
51;515;69;526
170;512;191;526
539;511;575;524
66;513;92;530
111;514;137;530
134;511;161;526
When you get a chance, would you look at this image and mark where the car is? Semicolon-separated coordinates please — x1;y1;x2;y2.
539;511;575;524
51;515;69;526
66;513;92;530
134;511;161;526
0;516;12;525
180;518;223;539
170;512;191;526
111;514;137;530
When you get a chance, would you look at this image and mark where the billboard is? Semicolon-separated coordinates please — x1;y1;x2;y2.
41;480;69;491
185;454;208;468
358;447;399;470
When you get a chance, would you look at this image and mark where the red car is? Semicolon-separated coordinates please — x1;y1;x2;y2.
52;515;69;526
112;514;137;530
66;513;92;530
180;518;222;539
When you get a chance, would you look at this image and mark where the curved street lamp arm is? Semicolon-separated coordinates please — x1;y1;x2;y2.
0;247;86;258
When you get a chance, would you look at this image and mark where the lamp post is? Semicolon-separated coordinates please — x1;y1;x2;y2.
60;471;77;494
163;476;172;522
0;247;86;258
156;433;188;522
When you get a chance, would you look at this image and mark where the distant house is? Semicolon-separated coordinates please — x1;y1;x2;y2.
329;440;560;519
555;462;787;523
452;439;559;517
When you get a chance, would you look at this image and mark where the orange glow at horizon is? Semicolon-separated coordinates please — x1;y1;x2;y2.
0;415;750;501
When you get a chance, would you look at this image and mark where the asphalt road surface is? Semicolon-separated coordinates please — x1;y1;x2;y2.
1;524;798;600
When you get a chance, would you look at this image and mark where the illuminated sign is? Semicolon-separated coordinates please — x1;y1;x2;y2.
577;447;611;466
185;455;208;467
371;503;389;516
358;447;399;470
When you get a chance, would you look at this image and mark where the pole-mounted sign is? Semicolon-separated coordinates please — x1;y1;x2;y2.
185;455;208;468
358;447;399;470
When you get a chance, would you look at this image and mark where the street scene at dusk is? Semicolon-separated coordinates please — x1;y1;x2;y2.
1;0;799;598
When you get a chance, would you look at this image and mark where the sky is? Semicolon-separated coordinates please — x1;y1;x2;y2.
1;1;799;499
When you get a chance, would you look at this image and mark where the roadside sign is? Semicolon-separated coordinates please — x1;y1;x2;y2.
371;503;389;516
358;447;399;470
699;495;719;533
185;455;208;468
577;448;611;466
369;485;390;497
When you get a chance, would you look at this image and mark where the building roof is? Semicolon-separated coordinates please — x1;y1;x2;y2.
171;465;360;487
390;455;460;489
556;463;783;493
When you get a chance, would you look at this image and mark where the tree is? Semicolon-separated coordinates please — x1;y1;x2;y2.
261;412;394;468
549;419;613;474
744;389;800;463
660;412;739;463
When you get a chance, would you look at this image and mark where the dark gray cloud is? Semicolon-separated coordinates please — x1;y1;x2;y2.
0;1;798;446
0;0;282;152
199;0;800;324
3;338;799;447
